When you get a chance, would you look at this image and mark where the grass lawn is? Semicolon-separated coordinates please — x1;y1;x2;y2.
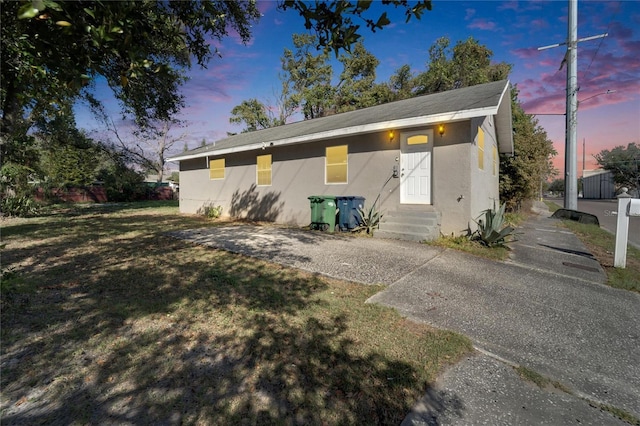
1;201;472;424
544;200;640;292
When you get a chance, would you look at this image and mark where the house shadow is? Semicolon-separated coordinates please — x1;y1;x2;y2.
1;209;466;425
229;183;285;222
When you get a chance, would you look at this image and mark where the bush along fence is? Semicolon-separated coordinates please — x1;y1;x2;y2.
34;185;177;204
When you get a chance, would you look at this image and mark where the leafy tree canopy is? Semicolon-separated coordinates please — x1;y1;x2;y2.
414;36;511;95
594;142;640;190
335;41;385;113
281;0;432;55
1;0;261;148
500;88;557;209
2;1;433;150
282;33;335;120
230;99;278;133
548;178;565;193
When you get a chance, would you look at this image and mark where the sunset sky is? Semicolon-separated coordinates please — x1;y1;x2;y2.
76;0;640;176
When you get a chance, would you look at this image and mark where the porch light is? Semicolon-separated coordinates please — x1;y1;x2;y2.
389;130;395;142
438;124;445;137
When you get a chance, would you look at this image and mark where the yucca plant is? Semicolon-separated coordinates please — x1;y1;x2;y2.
352;206;383;236
472;202;515;247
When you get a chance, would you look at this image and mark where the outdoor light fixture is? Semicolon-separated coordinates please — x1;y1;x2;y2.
438;124;445;136
389;130;395;142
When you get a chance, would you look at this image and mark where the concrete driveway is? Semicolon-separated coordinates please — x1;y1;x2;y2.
169;209;640;424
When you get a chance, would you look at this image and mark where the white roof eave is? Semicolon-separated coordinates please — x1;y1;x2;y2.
167;106;499;162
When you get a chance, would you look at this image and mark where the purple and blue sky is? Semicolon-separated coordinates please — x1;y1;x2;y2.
77;0;640;175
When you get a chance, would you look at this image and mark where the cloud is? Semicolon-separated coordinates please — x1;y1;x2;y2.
467;18;498;31
497;1;518;12
511;47;541;60
530;19;549;31
519;50;640;115
498;0;543;13
608;21;633;40
465;8;475;20
620;39;640;55
180;60;251;107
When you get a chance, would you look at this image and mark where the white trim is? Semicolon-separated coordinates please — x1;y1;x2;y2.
167;106;498;162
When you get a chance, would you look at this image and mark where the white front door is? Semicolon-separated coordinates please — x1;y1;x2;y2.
400;130;433;204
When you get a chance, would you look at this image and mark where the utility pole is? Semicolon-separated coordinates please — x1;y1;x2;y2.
538;0;607;210
565;0;578;209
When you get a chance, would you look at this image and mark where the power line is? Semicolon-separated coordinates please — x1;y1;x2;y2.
537;0;608;211
581;2;620;85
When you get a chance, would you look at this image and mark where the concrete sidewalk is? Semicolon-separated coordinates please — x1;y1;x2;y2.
169;205;640;425
372;212;639;424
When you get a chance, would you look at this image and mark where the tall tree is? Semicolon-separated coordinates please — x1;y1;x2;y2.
37;116;100;187
414;36;511;94
335;42;384;112
1;1;261;150
104;119;188;183
2;1;434;153
229;99;275;133
281;34;335;120
500;88;557;209
228;78;296;133
388;64;416;101
594;143;640;190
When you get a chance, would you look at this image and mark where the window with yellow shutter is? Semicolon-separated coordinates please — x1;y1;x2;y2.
325;145;348;184
209;158;225;180
257;154;272;186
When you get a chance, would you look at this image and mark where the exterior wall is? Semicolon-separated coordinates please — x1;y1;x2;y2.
179;131;399;224
469;116;500;229
583;171;615;199
178;120;495;235
431;121;472;234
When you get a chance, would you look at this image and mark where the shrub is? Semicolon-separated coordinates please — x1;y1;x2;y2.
204;205;223;219
472;202;515;247
1;195;40;217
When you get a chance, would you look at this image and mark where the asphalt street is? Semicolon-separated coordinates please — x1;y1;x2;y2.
548;197;640;249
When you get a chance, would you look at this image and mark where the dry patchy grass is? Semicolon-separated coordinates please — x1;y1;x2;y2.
543;199;640;292
1;201;471;424
559;220;640;292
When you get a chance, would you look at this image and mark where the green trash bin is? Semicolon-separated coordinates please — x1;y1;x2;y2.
308;195;337;232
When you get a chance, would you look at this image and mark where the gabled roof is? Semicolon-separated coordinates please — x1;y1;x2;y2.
169;79;513;162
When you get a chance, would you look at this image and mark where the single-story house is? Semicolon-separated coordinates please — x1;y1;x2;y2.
168;79;514;240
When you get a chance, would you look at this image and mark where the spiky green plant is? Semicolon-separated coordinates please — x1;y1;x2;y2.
352;206;383;236
473;202;515;247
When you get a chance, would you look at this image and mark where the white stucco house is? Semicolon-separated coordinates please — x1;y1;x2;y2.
168;80;514;240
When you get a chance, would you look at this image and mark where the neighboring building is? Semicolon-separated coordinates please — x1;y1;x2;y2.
582;169;615;199
168;80;514;240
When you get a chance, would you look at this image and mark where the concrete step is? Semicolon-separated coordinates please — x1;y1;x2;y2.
376;208;441;242
375;228;440;242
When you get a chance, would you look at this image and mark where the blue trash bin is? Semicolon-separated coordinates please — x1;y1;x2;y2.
336;196;366;231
